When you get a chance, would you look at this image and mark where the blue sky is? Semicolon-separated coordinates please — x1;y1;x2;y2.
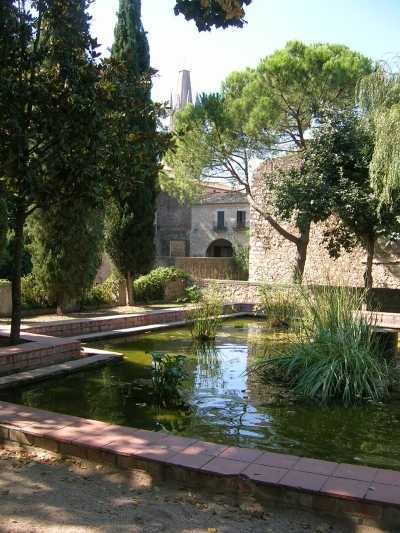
90;0;400;103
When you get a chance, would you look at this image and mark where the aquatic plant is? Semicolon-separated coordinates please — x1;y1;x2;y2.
151;352;187;404
256;284;302;328
189;291;223;340
254;286;395;406
193;341;222;386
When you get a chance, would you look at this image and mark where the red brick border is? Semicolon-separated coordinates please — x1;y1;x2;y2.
0;401;399;529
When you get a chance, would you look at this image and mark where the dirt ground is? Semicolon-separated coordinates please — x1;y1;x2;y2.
0;447;388;533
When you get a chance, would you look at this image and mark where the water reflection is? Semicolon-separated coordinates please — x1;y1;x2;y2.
2;319;400;469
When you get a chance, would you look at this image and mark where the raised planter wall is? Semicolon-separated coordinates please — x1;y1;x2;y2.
0;334;81;377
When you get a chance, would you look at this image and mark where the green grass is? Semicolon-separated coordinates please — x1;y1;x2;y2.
188;293;223;341
256;284;302;328
254;285;395;406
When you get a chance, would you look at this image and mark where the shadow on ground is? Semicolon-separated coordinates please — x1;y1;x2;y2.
0;447;380;533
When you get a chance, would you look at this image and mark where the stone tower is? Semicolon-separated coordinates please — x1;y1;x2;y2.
170;69;193;129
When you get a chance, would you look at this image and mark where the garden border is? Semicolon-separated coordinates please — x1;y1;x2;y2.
0;400;399;530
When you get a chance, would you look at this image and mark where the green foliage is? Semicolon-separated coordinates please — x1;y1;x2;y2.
189;291;223;340
256;285;302;328
303;108;400;287
134;267;189;303
0;196;6;259
104;0;169;302
358;64;400;205
234;41;372;150
0;229;32;281
255;286;394;406
151;351;187;404
81;275;121;308
21;275;49;310
183;284;202;303
233;242;249;279
174;0;252;31
29;206;104;310
0;0;103;341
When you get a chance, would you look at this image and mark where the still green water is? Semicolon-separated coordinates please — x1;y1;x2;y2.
2;319;400;469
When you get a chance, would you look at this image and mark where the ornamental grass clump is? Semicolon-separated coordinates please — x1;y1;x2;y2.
255;286;395;406
189;292;223;341
256;284;302;328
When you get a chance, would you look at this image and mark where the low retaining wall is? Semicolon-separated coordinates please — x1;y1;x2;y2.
0;333;81;377
176;257;245;280
198;279;262;303
198;279;400;312
0;401;399;530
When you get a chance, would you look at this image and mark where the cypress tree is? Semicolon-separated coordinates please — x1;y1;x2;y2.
105;0;165;305
27;0;105;314
0;0;103;339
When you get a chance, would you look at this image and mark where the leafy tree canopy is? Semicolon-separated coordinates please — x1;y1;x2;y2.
358;64;400;206
224;41;372;151
296;108;400;287
174;0;252;31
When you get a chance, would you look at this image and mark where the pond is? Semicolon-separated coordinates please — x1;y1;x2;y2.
2;318;400;470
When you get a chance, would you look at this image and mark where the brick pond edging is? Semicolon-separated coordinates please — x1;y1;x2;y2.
25;304;253;338
0;304;252;379
0;401;399;530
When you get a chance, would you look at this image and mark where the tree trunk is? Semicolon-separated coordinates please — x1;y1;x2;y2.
10;202;26;345
363;236;375;290
293;220;311;283
125;272;133;306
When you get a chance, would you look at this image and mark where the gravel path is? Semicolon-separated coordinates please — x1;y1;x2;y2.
0;447;385;533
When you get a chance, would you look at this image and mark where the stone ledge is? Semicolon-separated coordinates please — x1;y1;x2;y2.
0;401;399;529
0;350;122;390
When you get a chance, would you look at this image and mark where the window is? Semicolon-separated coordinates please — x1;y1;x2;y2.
217;211;225;230
237;210;246;228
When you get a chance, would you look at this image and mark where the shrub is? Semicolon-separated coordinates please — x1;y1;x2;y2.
254;286;394;406
233;242;249;279
177;283;202;303
21;274;49;309
256;284;302;328
189;290;223;340
151;352;187;405
81;275;120;308
133;267;189;303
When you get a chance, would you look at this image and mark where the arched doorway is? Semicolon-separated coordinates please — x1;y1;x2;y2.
206;239;233;258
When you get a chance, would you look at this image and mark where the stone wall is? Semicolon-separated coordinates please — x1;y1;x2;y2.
175;257;244;280
197;279;263;303
197;279;400;312
0;281;12;317
249;162;400;288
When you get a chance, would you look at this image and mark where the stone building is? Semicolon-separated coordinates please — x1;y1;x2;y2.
155;182;249;262
190;185;249;257
249;160;400;288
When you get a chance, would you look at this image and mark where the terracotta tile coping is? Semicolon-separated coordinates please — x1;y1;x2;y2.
0;400;400;511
